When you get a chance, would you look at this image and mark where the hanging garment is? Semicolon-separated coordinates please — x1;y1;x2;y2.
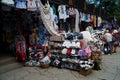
36;0;40;9
90;14;94;22
68;7;76;16
16;0;27;9
37;27;45;44
81;13;85;21
27;0;37;11
97;17;102;27
52;4;56;15
58;5;69;20
51;8;58;29
79;12;82;24
75;9;79;32
94;15;97;27
2;0;14;5
86;14;90;22
39;0;60;36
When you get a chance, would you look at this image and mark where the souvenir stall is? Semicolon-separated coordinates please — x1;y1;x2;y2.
1;0;106;76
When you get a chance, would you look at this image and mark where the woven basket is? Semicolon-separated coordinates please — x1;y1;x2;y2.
79;68;92;76
40;63;50;68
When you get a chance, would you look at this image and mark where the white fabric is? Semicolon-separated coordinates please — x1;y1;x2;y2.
113;29;118;34
79;12;82;23
2;0;14;5
27;0;37;11
81;13;85;21
71;49;76;55
58;5;69;20
62;48;67;54
85;26;93;34
81;31;92;43
39;0;60;36
75;9;79;32
97;17;102;27
40;56;51;63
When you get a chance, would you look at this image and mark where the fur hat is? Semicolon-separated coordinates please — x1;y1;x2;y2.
62;48;67;54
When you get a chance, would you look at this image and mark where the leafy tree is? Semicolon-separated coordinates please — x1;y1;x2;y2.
98;0;120;25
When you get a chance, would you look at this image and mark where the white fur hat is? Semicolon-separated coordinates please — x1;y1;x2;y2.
71;49;76;55
62;48;67;54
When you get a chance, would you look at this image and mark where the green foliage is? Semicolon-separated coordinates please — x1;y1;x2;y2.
99;0;120;24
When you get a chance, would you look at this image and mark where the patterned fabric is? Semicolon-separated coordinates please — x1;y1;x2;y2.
58;5;69;20
68;8;76;16
27;0;37;11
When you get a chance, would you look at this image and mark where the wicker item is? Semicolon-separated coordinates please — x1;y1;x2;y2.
40;63;50;68
79;68;92;76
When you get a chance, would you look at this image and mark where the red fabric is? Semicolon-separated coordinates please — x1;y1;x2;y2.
67;48;72;55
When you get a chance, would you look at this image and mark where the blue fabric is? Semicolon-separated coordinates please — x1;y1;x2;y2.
37;27;45;44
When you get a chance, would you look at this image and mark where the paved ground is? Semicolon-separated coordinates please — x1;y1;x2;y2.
0;48;120;80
